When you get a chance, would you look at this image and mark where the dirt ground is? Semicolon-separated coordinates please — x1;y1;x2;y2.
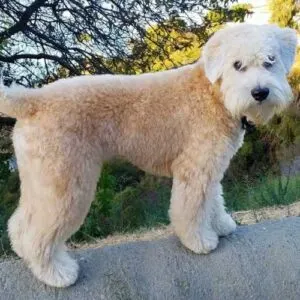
232;201;300;224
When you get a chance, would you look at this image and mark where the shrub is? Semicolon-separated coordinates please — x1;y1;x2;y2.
223;175;300;211
0;170;19;256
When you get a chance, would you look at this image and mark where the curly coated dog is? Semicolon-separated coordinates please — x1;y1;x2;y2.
0;24;297;287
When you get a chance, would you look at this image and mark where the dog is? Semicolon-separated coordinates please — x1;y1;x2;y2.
0;23;297;287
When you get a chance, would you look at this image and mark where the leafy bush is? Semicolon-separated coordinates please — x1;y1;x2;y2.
223;175;300;211
0;169;19;256
72;167;171;243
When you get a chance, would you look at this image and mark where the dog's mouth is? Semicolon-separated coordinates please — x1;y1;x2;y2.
241;116;256;132
242;101;277;126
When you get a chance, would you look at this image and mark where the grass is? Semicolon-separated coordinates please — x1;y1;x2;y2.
223;175;300;211
72;172;171;243
0;160;300;257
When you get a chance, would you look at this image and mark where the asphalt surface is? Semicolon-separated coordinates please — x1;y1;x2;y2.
0;217;299;300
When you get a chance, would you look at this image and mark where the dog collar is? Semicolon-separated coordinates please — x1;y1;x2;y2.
241;116;255;132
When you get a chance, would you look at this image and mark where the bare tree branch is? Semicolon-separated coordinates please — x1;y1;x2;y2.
0;0;250;84
0;0;47;43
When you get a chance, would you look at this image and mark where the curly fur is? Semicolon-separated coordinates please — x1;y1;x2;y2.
1;24;297;287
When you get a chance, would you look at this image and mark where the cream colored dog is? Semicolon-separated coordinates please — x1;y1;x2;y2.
0;24;297;287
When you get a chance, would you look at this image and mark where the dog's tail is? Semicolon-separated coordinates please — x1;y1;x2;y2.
0;83;39;119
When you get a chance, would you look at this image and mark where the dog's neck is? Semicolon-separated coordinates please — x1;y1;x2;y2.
191;63;255;135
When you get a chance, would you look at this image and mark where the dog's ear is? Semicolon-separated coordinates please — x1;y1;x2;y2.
274;26;298;73
202;31;225;84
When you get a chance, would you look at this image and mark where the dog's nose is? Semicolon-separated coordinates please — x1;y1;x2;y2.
251;87;269;102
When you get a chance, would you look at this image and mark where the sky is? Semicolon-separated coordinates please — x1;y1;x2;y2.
241;0;270;24
239;0;299;44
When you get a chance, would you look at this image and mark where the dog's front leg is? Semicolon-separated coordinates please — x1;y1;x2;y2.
210;183;237;237
169;176;219;254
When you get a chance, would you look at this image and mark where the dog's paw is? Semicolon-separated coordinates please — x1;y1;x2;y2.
180;228;219;254
8;210;25;258
30;251;79;288
213;213;236;237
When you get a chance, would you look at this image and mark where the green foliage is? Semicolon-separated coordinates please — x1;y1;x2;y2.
126;19;202;74
125;4;252;74
269;0;299;29
0;127;19;256
0;169;19;256
224;175;300;211
109;176;171;231
71;165;170;243
289;48;300;91
205;3;253;34
225;128;280;183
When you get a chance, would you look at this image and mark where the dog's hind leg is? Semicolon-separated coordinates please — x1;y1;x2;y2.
8;134;101;287
210;184;236;237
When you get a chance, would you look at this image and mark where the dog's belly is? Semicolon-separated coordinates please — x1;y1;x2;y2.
112;127;184;178
127;156;174;178
117;139;179;178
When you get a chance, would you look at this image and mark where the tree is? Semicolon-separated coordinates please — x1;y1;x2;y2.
269;0;299;29
128;3;252;73
0;0;247;86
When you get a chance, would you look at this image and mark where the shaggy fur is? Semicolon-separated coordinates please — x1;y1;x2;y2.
1;24;297;287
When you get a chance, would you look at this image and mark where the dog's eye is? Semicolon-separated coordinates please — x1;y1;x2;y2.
233;61;242;70
263;61;273;69
268;55;275;62
233;61;246;72
263;55;275;69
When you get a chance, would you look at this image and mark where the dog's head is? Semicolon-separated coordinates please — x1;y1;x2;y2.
202;24;298;124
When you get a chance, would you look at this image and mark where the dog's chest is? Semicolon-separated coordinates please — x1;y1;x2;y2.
195;127;245;181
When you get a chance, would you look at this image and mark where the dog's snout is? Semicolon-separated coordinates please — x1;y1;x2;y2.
251;87;269;102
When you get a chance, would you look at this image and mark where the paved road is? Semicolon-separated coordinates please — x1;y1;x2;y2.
0;217;299;300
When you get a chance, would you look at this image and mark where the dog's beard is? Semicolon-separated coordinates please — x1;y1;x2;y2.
224;84;292;125
244;88;292;125
243;103;278;125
